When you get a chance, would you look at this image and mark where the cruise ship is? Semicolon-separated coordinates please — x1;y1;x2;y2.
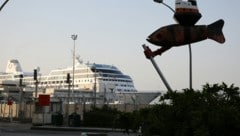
0;58;137;93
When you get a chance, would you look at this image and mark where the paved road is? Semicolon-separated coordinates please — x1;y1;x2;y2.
0;122;141;136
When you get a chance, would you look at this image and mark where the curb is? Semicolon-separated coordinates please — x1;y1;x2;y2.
31;126;123;133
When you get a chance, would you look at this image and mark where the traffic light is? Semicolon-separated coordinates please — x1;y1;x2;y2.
66;73;71;83
19;74;23;86
34;69;37;80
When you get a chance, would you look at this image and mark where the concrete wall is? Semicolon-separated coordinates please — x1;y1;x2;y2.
0;103;34;120
0;103;151;121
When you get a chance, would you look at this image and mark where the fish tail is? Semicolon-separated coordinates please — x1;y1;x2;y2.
207;19;225;43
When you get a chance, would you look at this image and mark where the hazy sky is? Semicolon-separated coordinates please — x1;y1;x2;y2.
0;0;239;91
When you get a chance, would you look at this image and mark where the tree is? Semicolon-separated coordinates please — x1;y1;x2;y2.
139;83;240;136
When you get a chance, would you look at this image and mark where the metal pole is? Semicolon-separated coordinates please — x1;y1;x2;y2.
18;74;23;121
142;44;173;92
71;34;77;102
153;0;175;13
34;69;38;113
72;39;75;102
67;73;71;120
103;84;107;104
93;65;97;107
161;2;175;13
0;0;9;12
188;44;193;90
35;79;38;113
35;80;38;100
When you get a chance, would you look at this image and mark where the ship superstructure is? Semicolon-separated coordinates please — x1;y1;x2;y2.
0;59;137;94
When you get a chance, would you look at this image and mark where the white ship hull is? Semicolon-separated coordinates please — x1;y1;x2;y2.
0;59;137;94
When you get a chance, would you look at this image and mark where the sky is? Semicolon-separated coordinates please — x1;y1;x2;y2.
0;0;239;91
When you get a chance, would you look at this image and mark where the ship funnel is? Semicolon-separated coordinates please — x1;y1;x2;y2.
5;59;23;74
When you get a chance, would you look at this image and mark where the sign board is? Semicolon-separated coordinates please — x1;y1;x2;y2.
7;98;13;105
38;94;50;106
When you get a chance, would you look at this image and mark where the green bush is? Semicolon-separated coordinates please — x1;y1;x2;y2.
83;105;121;128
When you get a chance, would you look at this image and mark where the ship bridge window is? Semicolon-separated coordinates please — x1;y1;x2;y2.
14;75;24;78
102;74;131;79
91;69;122;75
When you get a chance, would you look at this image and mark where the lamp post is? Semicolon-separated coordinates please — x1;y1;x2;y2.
71;34;77;102
153;0;193;90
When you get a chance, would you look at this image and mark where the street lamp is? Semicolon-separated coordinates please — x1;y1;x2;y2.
71;34;77;102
